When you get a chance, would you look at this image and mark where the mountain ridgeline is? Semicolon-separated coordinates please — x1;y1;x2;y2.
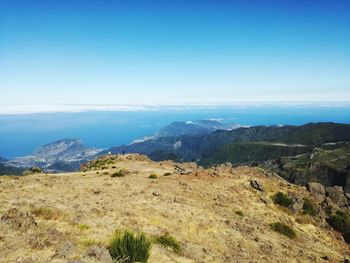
106;122;350;192
1;121;350;193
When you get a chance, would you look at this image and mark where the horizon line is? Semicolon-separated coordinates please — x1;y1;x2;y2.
1;101;350;115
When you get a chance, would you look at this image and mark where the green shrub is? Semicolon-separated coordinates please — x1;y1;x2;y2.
111;171;124;177
302;198;318;216
154;234;181;254
327;210;350;243
272;192;294;207
235;210;244;217
103;171;109;175
30;166;42;173
109;230;151;263
22;170;32;176
163;172;172;176
270;222;296;239
148;174;158;179
77;224;90;231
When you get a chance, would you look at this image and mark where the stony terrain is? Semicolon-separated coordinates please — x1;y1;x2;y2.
0;154;349;263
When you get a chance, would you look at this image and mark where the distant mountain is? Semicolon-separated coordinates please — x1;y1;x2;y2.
108;122;350;161
105;122;350;192
155;120;239;138
6;139;103;172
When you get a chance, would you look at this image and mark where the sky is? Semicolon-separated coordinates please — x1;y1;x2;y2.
0;0;350;108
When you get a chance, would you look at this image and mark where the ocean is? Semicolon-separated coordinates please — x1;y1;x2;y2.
1;104;350;159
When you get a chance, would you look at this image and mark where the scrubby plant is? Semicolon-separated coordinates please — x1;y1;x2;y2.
270;222;296;239
103;171;109;175
327;210;350;243
235;210;244;217
154;234;181;254
22;170;32;176
109;230;151;263
30;166;42;173
77;223;90;231
111;171;124;177
163;172;172;176
302;198;318;216
148;174;158;179
272;192;294;207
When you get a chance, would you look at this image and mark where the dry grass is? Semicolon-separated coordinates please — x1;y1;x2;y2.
0;154;349;263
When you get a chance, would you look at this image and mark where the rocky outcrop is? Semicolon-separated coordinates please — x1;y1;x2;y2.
83;245;113;263
1;208;37;230
250;180;265;192
326;186;349;207
307;182;326;196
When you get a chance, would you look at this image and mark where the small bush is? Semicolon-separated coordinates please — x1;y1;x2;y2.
103;171;109;175
327;210;350;243
77;224;90;231
272;192;294;207
154;234;181;254
235;210;244;217
111;171;124;177
270;222;296;239
302;198;318;216
109;230;151;263
22;170;32;176
149;174;158;179
30;166;42;173
163;172;172;176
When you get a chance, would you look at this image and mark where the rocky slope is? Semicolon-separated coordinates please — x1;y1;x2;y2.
0;154;349;262
6;139;102;172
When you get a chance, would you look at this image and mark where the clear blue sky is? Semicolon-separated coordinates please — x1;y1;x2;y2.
0;0;349;106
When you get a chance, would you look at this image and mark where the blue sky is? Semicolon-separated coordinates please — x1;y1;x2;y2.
0;0;349;107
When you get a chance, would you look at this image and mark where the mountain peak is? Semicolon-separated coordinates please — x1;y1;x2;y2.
33;138;85;156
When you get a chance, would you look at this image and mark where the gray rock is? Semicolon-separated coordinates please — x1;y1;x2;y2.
1;208;37;231
250;180;265;192
326;186;348;207
153;191;161;197
291;198;304;212
83;245;113;263
55;241;76;259
307;182;325;196
260;196;272;205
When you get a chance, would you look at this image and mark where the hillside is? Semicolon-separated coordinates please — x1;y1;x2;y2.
6;139;103;172
0;154;349;262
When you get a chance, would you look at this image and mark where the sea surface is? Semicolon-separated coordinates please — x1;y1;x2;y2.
1;104;350;159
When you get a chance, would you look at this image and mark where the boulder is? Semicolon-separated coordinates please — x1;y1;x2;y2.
291;198;304;212
55;241;76;259
250;180;265;192
1;208;37;231
307;182;325;196
326;186;348;207
83;245;113;263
